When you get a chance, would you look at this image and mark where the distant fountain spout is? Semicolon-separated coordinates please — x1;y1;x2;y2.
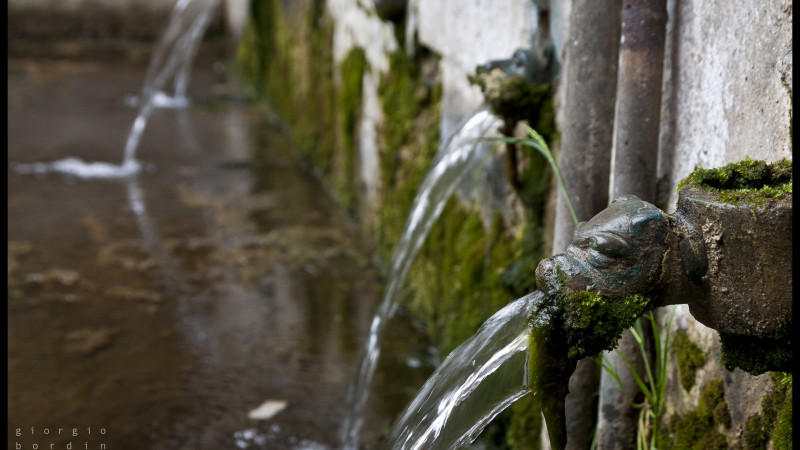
471;47;555;126
471;47;557;208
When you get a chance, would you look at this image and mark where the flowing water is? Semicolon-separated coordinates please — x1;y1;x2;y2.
388;291;544;450
139;0;221;108
11;0;221;179
340;109;503;449
8;40;433;450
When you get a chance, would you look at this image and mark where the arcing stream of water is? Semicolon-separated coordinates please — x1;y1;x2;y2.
12;0;220;180
388;291;544;450
340;108;503;449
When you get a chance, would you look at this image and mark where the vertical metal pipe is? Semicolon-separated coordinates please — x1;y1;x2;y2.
610;0;667;201
552;0;620;251
597;1;667;448
552;1;621;449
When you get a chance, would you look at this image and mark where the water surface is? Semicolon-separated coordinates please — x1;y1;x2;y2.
8;42;432;450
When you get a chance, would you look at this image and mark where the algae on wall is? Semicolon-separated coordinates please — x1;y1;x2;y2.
374;45;554;449
239;0;356;210
238;2;554;447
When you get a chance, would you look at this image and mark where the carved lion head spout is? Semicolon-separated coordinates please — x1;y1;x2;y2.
535;195;670;301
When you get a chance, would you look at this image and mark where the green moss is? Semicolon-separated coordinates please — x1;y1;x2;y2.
765;373;792;448
718;331;793;375
333;47;368;215
742;373;792;449
672;330;705;391
523;290;654;447
676;157;792;207
505;395;543;450
665;379;730;449
772;392;792;450
744;413;769;450
238;0;337;179
560;291;652;360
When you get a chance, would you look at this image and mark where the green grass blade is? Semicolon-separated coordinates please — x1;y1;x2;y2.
617;350;655;405
599;355;626;393
483;131;579;225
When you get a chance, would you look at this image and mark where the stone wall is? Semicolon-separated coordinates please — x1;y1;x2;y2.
241;0;793;447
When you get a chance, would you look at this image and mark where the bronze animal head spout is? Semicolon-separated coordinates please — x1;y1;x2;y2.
535;195;669;302
533;158;792;373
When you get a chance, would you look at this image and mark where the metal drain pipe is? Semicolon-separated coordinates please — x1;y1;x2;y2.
551;1;621;448
597;0;668;448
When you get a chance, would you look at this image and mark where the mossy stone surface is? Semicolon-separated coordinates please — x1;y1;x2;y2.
672;329;705;391
676;157;792;207
743;373;793;450
239;6;551;447
719;332;792;375
334;47;368;215
662;379;730;449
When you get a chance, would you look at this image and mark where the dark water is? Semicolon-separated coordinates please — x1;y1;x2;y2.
8;42;433;450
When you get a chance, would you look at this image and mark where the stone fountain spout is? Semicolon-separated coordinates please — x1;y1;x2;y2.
534;159;792;374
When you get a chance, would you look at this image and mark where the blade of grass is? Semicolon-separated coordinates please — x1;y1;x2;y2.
616;350;655;405
483;130;579;225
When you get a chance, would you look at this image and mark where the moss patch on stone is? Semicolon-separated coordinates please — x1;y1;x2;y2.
744;372;793;450
560;291;653;360
374;48;442;260
771;389;792;450
676;157;792;207
402;202;519;354
672;329;705;391
718;331;792;375
238;0;338;192
524;290;654;447
333;47;368;215
661;379;730;449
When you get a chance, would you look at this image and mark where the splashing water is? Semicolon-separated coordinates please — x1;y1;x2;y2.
340;108;503;449
136;0;220;109
387;291;544;450
12;0;220;179
123;0;219;166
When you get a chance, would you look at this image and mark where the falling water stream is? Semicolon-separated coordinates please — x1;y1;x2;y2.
10;2;559;448
387;291;544;450
12;0;221;179
341;109;503;449
9;4;434;449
